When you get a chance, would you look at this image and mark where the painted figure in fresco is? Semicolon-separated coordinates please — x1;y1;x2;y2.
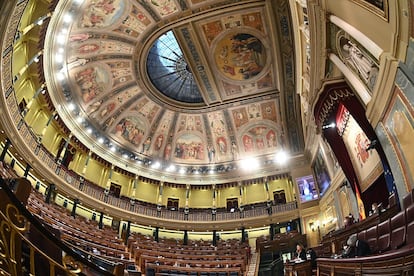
142;137;152;154
164;143;172;160
81;0;119;28
208;145;216;163
149;0;177;16
154;134;164;151
88;100;102;115
266;130;277;148
256;138;265;150
113;118;145;146
69;33;91;42
100;102;116;118
67;58;89;70
217;137;227;154
210;114;225;136
233;109;247;128
175;143;183;159
74;67;106;104
231;33;265;79
231;141;238;160
243;135;254;152
78;43;100;54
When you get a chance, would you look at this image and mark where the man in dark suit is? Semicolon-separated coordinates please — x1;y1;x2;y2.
342;233;371;258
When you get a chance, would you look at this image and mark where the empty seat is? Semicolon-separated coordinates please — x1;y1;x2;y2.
365;225;378;254
357;229;366;242
388;192;398;208
377;219;391;253
403;189;414;209
406;205;414;244
146;267;155;276
390;211;406;250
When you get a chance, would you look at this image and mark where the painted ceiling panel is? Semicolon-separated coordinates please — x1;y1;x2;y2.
43;0;302;182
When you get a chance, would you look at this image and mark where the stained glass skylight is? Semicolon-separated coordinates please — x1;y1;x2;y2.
147;31;204;104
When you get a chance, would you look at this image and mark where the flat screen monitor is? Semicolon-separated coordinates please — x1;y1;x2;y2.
296;175;319;203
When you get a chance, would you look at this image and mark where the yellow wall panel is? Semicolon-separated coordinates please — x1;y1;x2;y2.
217;186;239;207
135;181;158;203
245;183;267;204
15;78;34;103
83;159;106;186
268;179;293;201
188;189;212;208
12;44;27;76
162;186;186;207
45;130;61;155
30;111;49;136
111;171;131;196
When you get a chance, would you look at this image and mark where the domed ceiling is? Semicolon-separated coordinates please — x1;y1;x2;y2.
44;0;303;182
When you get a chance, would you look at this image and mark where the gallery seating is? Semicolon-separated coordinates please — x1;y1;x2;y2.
128;233;250;276
316;188;414;275
376;218;390;253
313;192;400;258
402;189;414;209
0;177;119;275
27;189;130;264
406;204;414;244
390;210;406;250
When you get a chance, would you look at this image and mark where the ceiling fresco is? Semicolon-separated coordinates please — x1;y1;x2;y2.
44;0;303;181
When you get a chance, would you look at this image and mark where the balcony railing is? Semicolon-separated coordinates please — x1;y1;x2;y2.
0;177;123;276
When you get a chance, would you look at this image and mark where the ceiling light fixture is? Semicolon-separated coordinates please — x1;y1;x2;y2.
322;122;336;129
240;157;259;171
275;150;288;165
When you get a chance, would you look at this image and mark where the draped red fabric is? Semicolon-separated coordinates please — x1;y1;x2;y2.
322;111;359;196
314;81;392;213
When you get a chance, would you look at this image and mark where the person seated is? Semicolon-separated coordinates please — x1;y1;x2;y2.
369;203;379;216
342;233;371;258
306;248;317;268
294;243;307;261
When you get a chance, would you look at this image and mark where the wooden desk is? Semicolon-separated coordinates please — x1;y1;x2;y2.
145;263;241;276
284;260;312;276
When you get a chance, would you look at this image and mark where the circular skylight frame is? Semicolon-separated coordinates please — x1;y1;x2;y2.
146;30;204;104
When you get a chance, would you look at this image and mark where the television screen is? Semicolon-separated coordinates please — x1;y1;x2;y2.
296;175;318;203
312;147;331;196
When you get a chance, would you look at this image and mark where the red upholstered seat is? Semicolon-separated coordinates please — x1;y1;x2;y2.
377;219;390;253
406;205;414;245
365;225;378;254
403;189;414;209
390;211;406;250
388;193;397;208
357;229;366;242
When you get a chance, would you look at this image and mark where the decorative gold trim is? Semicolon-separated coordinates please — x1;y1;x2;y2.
350;0;389;21
0;192;81;275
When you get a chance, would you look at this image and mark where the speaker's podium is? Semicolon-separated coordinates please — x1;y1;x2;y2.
284;259;312;276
